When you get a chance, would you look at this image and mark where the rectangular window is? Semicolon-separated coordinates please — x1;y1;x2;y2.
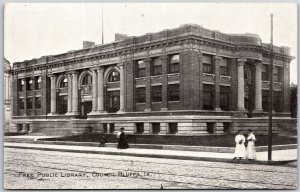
151;57;162;76
169;123;178;134
203;85;213;110
27;98;33;109
152;123;160;134
136;60;146;77
136;123;144;134
168;54;180;74
207;123;215;134
262;90;269;112
220;86;230;111
273;66;280;82
19;79;25;91
35;97;41;109
28;79;34;91
19;99;24;109
220;58;229;75
152;85;162;102
59;96;67;114
103;123;108;133
35;77;41;90
136;87;146;103
262;65;269;81
203;54;213;74
168;84;180;101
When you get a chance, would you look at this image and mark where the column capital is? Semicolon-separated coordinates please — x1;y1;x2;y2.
255;61;262;67
159;55;169;60
70;70;79;75
96;66;105;72
213;55;222;60
117;62;124;67
48;74;56;78
143;58;151;63
237;58;247;64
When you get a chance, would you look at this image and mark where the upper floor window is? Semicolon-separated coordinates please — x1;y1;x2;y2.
203;55;213;74
136;87;146;103
152;85;162;102
60;77;68;88
35;97;41;109
35;77;41;90
273;66;280;82
82;74;92;85
151;57;162;76
108;71;120;82
168;84;180;101
28;79;34;91
19;98;24;110
262;65;269;81
220;58;229;76
203;84;213;110
19;79;25;91
136;60;146;77
168;54;180;74
27;98;33;109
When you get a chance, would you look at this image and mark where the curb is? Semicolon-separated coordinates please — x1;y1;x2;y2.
4;143;296;166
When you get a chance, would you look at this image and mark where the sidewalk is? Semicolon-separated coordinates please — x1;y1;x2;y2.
4;141;297;165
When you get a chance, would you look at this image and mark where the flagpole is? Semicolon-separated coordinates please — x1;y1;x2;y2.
101;4;104;44
268;13;274;161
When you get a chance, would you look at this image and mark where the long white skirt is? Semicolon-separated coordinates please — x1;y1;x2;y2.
247;141;256;159
234;143;246;158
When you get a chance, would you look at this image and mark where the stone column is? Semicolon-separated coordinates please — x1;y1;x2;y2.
254;61;263;112
117;63;125;113
283;61;291;113
237;59;246;111
48;74;57;115
66;73;73;115
72;71;79;115
97;67;105;113
214;56;221;111
91;68;98;113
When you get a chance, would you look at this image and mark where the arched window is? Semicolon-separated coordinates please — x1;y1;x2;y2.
82;74;92;85
60;77;68;88
108;70;120;82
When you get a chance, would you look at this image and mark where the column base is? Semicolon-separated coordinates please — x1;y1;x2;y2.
160;108;168;112
117;109;125;114
47;112;59;116
87;111;101;115
144;108;152;112
214;108;222;112
65;112;79;116
98;110;108;114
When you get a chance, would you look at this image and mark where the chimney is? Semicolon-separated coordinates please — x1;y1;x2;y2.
115;33;128;42
83;41;95;49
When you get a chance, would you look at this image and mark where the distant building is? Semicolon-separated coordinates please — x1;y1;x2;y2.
4;58;12;132
10;24;293;135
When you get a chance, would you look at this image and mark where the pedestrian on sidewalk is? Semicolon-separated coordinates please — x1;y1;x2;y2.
99;135;107;147
246;129;256;160
233;130;246;160
117;127;129;149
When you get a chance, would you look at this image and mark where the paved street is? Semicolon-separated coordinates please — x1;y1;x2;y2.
4;147;297;189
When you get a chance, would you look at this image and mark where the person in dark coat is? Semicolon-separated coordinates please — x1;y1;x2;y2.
99;136;107;147
117;128;129;149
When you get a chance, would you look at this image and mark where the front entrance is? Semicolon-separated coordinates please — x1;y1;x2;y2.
106;90;120;113
81;101;92;118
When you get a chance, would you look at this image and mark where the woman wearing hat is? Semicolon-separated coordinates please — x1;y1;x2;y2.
246;129;256;160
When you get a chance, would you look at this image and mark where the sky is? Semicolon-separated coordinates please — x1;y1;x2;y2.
4;3;298;84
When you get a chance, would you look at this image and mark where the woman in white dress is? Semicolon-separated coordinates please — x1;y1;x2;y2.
233;130;247;159
246;129;256;160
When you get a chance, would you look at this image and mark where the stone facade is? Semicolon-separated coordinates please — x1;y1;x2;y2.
10;24;293;135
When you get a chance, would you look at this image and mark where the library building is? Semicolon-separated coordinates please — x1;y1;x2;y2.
10;24;294;136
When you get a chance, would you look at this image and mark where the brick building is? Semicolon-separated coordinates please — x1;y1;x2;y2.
10;24;293;136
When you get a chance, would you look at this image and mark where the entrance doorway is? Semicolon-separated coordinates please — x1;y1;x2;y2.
81;101;92;118
106;90;120;113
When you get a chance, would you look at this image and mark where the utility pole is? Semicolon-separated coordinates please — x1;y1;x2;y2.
268;13;274;161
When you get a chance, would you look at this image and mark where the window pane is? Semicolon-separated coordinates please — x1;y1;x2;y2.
203;55;212;64
136;87;146;103
35;97;41;109
168;84;180;101
152;86;162;102
171;55;179;63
